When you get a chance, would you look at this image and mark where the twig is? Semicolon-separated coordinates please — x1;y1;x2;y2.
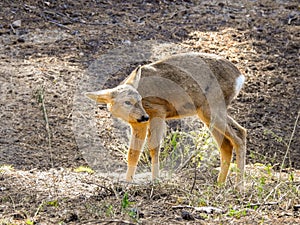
95;184;116;197
36;86;53;167
175;129;209;172
177;150;197;172
248;201;279;208
49;20;71;30
40;88;52;149
109;181;121;202
190;158;197;194
263;182;282;203
8;195;16;211
149;185;154;199
9;23;17;34
288;15;298;25
279;111;299;180
85;219;134;224
34;201;45;218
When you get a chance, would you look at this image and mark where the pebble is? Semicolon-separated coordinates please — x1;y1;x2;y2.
12;20;22;28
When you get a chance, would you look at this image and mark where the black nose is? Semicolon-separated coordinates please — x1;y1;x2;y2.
137;115;149;123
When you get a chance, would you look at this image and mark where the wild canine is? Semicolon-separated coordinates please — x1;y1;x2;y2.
86;52;246;189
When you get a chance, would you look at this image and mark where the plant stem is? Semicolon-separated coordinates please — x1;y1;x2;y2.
37;87;53;167
279;111;299;180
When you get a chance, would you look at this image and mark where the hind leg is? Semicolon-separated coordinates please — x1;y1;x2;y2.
147;117;166;180
214;115;246;189
211;129;233;184
197;111;233;185
198;111;246;189
226;116;247;186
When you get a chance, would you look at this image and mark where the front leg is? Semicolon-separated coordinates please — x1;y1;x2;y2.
126;123;148;182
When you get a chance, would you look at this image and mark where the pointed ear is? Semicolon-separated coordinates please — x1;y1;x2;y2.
85;89;112;104
122;65;141;89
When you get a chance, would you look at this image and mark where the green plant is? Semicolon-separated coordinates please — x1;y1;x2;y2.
264;164;273;176
263;129;286;145
74;166;95;174
47;200;59;208
25;219;34;225
106;204;114;217
160;127;218;172
121;193;138;220
288;172;294;182
227;207;247;219
121;192;131;209
257;176;266;198
0;164;14;173
128;208;138;220
197;198;207;207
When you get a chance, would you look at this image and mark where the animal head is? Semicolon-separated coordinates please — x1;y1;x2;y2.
86;66;149;124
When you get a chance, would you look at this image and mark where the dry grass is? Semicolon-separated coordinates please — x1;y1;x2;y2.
1;156;299;224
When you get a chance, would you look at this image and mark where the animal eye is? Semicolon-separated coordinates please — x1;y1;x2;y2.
124;101;132;106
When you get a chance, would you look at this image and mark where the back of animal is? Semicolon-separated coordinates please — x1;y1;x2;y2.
137;53;242;119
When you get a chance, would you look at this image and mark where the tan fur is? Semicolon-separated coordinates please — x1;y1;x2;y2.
86;52;247;190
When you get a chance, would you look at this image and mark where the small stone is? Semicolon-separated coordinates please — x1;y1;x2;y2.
218;2;225;7
123;40;131;45
17;37;25;43
294;205;300;211
64;213;78;223
12;20;22;28
181;210;194;221
263;64;276;71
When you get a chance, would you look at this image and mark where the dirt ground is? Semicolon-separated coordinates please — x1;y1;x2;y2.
0;0;299;224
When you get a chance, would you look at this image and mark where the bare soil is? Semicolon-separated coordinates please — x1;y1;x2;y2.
0;0;299;224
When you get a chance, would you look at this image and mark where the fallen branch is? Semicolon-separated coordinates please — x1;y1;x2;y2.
172;205;224;214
